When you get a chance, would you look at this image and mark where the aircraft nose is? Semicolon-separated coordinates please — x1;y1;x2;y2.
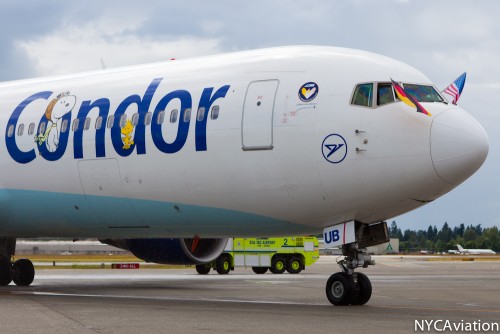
430;108;488;185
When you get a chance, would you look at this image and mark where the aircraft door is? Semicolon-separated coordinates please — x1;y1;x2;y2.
242;80;279;150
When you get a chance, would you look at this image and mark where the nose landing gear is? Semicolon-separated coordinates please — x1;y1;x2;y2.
326;243;374;305
325;221;388;306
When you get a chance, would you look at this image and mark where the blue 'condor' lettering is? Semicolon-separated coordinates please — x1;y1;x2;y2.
111;78;162;157
74;98;111;159
6;92;52;164
5;79;231;164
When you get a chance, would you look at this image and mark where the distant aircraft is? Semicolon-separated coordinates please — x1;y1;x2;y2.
0;46;488;307
456;244;496;255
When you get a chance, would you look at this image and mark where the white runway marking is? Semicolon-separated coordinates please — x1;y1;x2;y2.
19;291;327;307
33;273;324;281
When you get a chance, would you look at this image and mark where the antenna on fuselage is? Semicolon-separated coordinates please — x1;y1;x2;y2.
100;58;107;70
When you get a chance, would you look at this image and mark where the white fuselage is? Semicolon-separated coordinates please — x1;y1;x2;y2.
461;249;496;255
0;46;488;238
458;246;496;255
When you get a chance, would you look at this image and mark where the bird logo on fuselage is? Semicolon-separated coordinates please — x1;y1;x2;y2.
121;119;135;149
321;134;348;164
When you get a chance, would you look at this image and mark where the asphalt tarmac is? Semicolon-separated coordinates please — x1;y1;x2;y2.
1;256;499;334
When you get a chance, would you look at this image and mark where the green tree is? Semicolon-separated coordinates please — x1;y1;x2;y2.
407;230;417;243
438;222;452;243
426;225;435;240
396;228;403;240
389;221;400;238
453;224;465;238
435;240;444;253
483;227;500;251
463;228;478;243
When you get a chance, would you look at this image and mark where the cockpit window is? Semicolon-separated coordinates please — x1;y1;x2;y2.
402;84;444;103
351;83;373;107
351;82;444;108
377;83;396;106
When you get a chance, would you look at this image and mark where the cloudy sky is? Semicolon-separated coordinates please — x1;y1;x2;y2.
0;0;498;231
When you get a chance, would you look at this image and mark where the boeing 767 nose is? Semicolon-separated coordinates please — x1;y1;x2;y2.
430;108;489;185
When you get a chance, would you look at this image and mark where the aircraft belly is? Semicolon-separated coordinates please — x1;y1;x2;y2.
0;189;315;238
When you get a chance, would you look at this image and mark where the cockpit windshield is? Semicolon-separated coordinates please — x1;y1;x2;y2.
402;84;444;103
350;82;445;108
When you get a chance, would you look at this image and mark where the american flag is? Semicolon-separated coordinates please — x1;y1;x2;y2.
443;72;466;104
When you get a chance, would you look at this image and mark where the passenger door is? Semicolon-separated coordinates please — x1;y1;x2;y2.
241;80;279;150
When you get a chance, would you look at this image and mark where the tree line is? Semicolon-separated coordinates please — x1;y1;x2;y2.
389;221;500;253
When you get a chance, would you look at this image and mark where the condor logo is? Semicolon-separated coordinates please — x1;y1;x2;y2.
321;134;347;164
5;78;230;164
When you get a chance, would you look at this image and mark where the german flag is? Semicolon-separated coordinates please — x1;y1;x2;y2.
391;79;431;117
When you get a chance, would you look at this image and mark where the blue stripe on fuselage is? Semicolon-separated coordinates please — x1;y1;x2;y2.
0;189;314;238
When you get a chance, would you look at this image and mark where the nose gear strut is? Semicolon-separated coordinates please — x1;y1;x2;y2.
325;221;388;306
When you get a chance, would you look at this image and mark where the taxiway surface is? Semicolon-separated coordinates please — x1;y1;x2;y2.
1;256;499;334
